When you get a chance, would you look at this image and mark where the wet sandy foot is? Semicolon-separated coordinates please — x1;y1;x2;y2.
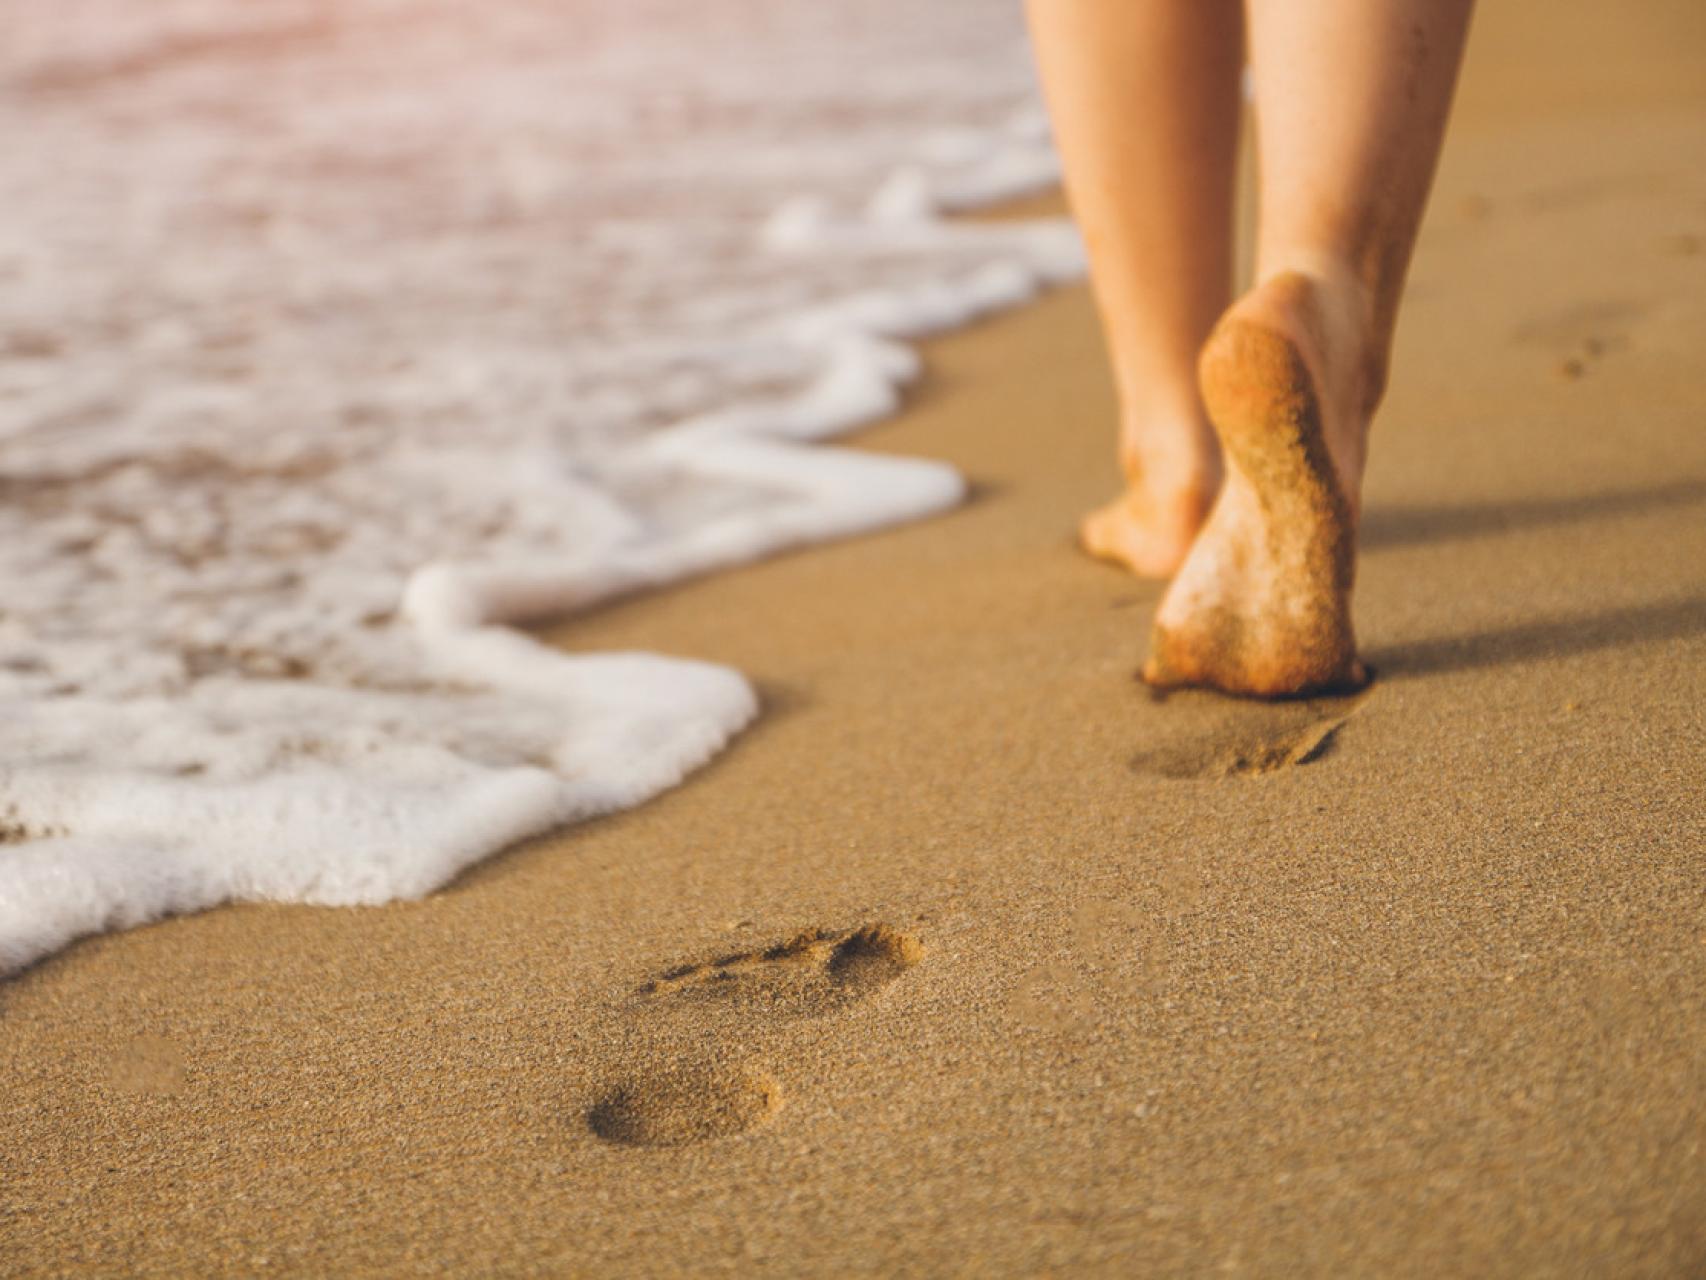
1143;272;1369;698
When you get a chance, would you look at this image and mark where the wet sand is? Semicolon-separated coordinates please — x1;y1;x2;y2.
4;0;1706;1273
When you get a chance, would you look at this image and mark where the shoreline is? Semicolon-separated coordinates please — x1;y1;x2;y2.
0;3;1070;981
5;0;1706;1273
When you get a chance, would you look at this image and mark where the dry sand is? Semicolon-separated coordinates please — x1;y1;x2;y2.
4;0;1706;1273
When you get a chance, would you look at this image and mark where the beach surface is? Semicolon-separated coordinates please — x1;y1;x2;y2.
4;0;1705;1273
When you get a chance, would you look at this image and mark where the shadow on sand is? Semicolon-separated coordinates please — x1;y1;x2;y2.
1366;596;1706;681
1362;478;1706;550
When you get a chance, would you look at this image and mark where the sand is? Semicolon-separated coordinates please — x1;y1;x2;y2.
4;0;1706;1273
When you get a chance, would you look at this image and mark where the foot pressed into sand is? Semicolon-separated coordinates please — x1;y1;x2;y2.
1142;268;1375;698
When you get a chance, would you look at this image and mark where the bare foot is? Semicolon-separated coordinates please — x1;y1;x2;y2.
1079;470;1216;580
1142;268;1375;697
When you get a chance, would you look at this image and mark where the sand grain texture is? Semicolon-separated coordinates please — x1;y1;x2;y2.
3;0;1706;1274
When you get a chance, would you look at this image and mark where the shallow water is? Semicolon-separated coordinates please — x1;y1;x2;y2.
0;0;1078;973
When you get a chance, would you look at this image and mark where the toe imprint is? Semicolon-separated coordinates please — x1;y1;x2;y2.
640;922;923;1017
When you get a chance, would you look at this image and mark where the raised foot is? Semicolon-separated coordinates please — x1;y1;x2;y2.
1142;273;1368;698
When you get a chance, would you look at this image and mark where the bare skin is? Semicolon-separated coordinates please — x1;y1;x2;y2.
1145;268;1368;695
1025;0;1243;578
1026;0;1475;694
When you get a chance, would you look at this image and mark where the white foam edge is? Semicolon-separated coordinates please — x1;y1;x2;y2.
403;441;964;631
0;640;757;975
2;120;1079;979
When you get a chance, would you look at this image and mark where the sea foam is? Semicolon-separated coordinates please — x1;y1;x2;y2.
0;0;1080;975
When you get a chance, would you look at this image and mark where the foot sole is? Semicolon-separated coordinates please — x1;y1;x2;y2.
1143;283;1367;698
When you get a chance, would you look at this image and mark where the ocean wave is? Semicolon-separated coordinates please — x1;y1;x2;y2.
0;0;1079;975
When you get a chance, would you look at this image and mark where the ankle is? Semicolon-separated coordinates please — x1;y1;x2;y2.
1253;252;1388;418
1117;415;1222;500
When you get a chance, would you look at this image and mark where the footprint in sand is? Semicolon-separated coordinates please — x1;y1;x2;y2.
587;1061;782;1148
1132;686;1372;780
1509;297;1641;380
637;922;924;1018
586;923;923;1147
